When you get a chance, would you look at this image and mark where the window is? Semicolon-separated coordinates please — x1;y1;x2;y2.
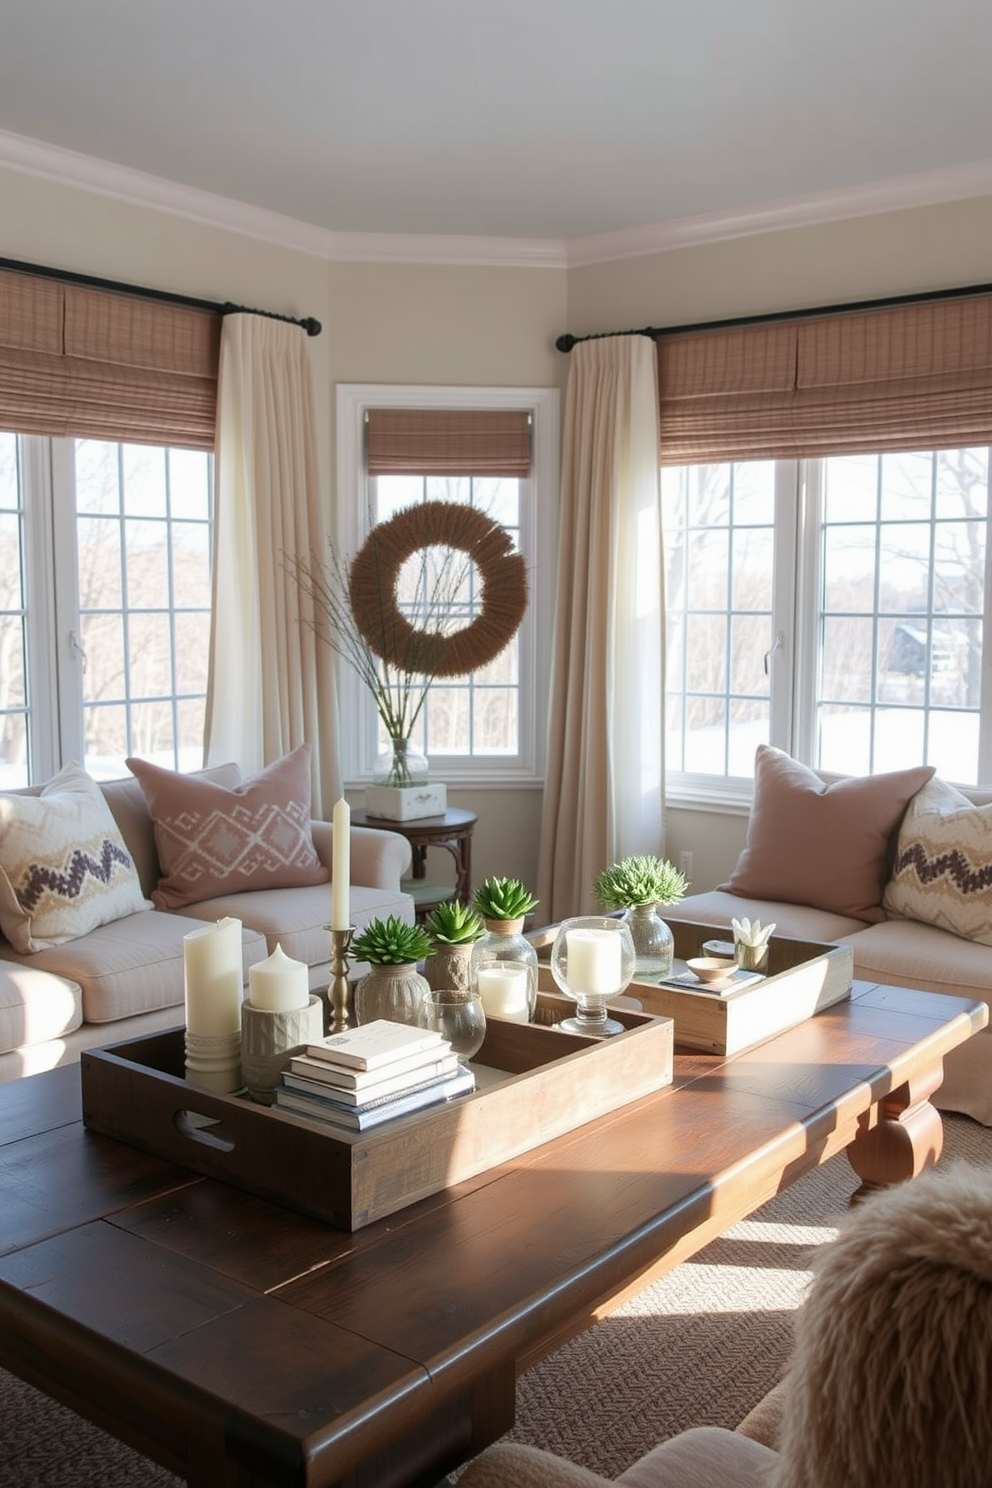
663;445;992;796
337;385;559;786
0;430;212;787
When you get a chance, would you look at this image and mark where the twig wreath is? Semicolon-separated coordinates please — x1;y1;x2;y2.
348;500;529;677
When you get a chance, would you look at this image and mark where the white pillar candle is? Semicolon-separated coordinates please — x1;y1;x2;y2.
331;796;351;930
565;928;622;995
477;964;530;1022
183;917;244;1036
248;942;309;1012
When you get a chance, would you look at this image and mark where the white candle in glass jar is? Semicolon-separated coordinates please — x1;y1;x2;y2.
331;796;350;930
183;917;244;1036
248;943;309;1012
565;927;621;994
477;964;530;1022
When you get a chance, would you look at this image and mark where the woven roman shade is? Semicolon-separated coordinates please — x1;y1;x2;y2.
657;292;992;464
0;269;220;449
366;408;531;476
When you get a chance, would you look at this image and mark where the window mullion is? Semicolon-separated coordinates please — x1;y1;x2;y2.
49;438;85;769
789;458;823;765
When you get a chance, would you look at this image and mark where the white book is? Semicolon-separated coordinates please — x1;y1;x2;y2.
283;1053;460;1105
288;1044;456;1091
275;1065;475;1131
305;1020;447;1072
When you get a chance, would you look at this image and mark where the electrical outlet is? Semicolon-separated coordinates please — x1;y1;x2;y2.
679;850;694;882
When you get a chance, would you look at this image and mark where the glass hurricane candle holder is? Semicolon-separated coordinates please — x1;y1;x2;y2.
549;915;636;1037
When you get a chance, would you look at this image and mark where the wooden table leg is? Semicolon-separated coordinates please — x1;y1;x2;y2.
845;1064;945;1202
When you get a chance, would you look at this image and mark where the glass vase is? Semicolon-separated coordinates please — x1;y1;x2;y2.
472;916;538;1023
372;737;429;789
622;903;675;979
353;963;430;1026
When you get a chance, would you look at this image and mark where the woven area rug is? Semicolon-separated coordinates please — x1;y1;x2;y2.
3;1114;990;1486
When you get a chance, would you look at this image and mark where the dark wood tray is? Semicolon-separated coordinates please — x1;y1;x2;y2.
80;993;674;1230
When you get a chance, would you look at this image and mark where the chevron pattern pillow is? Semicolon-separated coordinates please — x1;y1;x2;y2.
127;745;328;910
0;763;151;952
883;775;992;945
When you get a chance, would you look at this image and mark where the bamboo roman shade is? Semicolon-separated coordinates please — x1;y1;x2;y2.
657;292;992;464
0;269;220;449
365;408;531;476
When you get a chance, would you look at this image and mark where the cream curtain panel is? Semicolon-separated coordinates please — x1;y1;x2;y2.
205;314;340;814
538;336;665;923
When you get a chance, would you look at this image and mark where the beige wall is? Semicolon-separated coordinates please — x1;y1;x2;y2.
5;162;992;901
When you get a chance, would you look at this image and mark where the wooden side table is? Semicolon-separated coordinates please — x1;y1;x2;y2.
351;806;478;921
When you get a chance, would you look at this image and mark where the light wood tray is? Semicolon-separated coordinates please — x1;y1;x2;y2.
535;920;852;1056
80;992;674;1231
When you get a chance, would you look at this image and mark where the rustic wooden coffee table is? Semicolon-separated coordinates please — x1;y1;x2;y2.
0;980;985;1488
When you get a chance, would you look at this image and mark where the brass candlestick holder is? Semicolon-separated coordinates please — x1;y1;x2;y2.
327;926;356;1033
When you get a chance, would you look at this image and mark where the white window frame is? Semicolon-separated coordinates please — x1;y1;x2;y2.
336;384;559;789
666;450;992;808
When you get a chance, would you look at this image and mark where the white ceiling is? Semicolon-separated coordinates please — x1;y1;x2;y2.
2;0;992;252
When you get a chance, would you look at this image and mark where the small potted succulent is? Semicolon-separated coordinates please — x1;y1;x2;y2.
472;876;539;931
471;876;540;1020
593;855;688;979
351;914;434;1026
422;900;484;992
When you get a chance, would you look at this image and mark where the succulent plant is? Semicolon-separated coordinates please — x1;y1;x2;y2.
351;915;433;965
473;875;539;922
424;899;485;945
593;855;688;911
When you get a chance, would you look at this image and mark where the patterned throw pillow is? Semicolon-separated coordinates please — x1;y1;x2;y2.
883;776;992;945
0;763;151;952
127;745;328;910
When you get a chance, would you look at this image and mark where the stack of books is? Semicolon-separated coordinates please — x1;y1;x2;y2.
273;1018;475;1132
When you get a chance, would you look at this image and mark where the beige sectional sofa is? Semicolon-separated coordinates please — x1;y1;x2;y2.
0;758;413;1082
665;746;992;1124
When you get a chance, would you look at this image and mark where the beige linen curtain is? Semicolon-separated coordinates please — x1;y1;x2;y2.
205;314;340;814
537;335;665;923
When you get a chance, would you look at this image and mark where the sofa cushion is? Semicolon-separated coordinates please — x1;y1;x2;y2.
127;746;328;910
0;963;82;1056
720;746;934;923
0;763;151;953
0;910;267;1024
844;918;992;1001
177;882;415;987
882;775;992;946
665;890;871;945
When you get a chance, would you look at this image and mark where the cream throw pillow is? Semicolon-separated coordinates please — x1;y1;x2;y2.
883;775;992;945
0;763;151;952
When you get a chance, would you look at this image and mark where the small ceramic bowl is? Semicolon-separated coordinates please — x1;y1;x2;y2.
686;956;735;984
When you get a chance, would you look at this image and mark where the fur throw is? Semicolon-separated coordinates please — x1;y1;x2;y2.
771;1162;992;1488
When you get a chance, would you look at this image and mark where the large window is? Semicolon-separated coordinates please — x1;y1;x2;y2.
663;445;992;795
0;431;212;787
337;385;559;787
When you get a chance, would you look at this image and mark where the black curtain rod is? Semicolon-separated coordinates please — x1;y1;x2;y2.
554;280;992;353
0;255;322;337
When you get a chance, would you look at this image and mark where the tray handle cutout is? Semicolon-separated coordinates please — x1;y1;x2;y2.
174;1109;236;1153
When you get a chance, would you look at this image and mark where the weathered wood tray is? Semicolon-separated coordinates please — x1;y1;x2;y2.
80;992;674;1231
535;920;853;1056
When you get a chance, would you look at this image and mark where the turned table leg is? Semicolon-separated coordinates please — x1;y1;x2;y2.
845;1063;945;1203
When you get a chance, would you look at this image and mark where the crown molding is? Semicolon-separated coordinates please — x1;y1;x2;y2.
2;127;992;270
564;159;992;266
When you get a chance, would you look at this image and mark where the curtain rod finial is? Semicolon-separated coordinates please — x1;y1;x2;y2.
555;333;577;353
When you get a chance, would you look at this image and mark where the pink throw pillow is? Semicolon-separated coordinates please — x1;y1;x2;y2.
127;745;328;910
720;745;935;923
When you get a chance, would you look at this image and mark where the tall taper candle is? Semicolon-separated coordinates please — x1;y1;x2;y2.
331;796;351;931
